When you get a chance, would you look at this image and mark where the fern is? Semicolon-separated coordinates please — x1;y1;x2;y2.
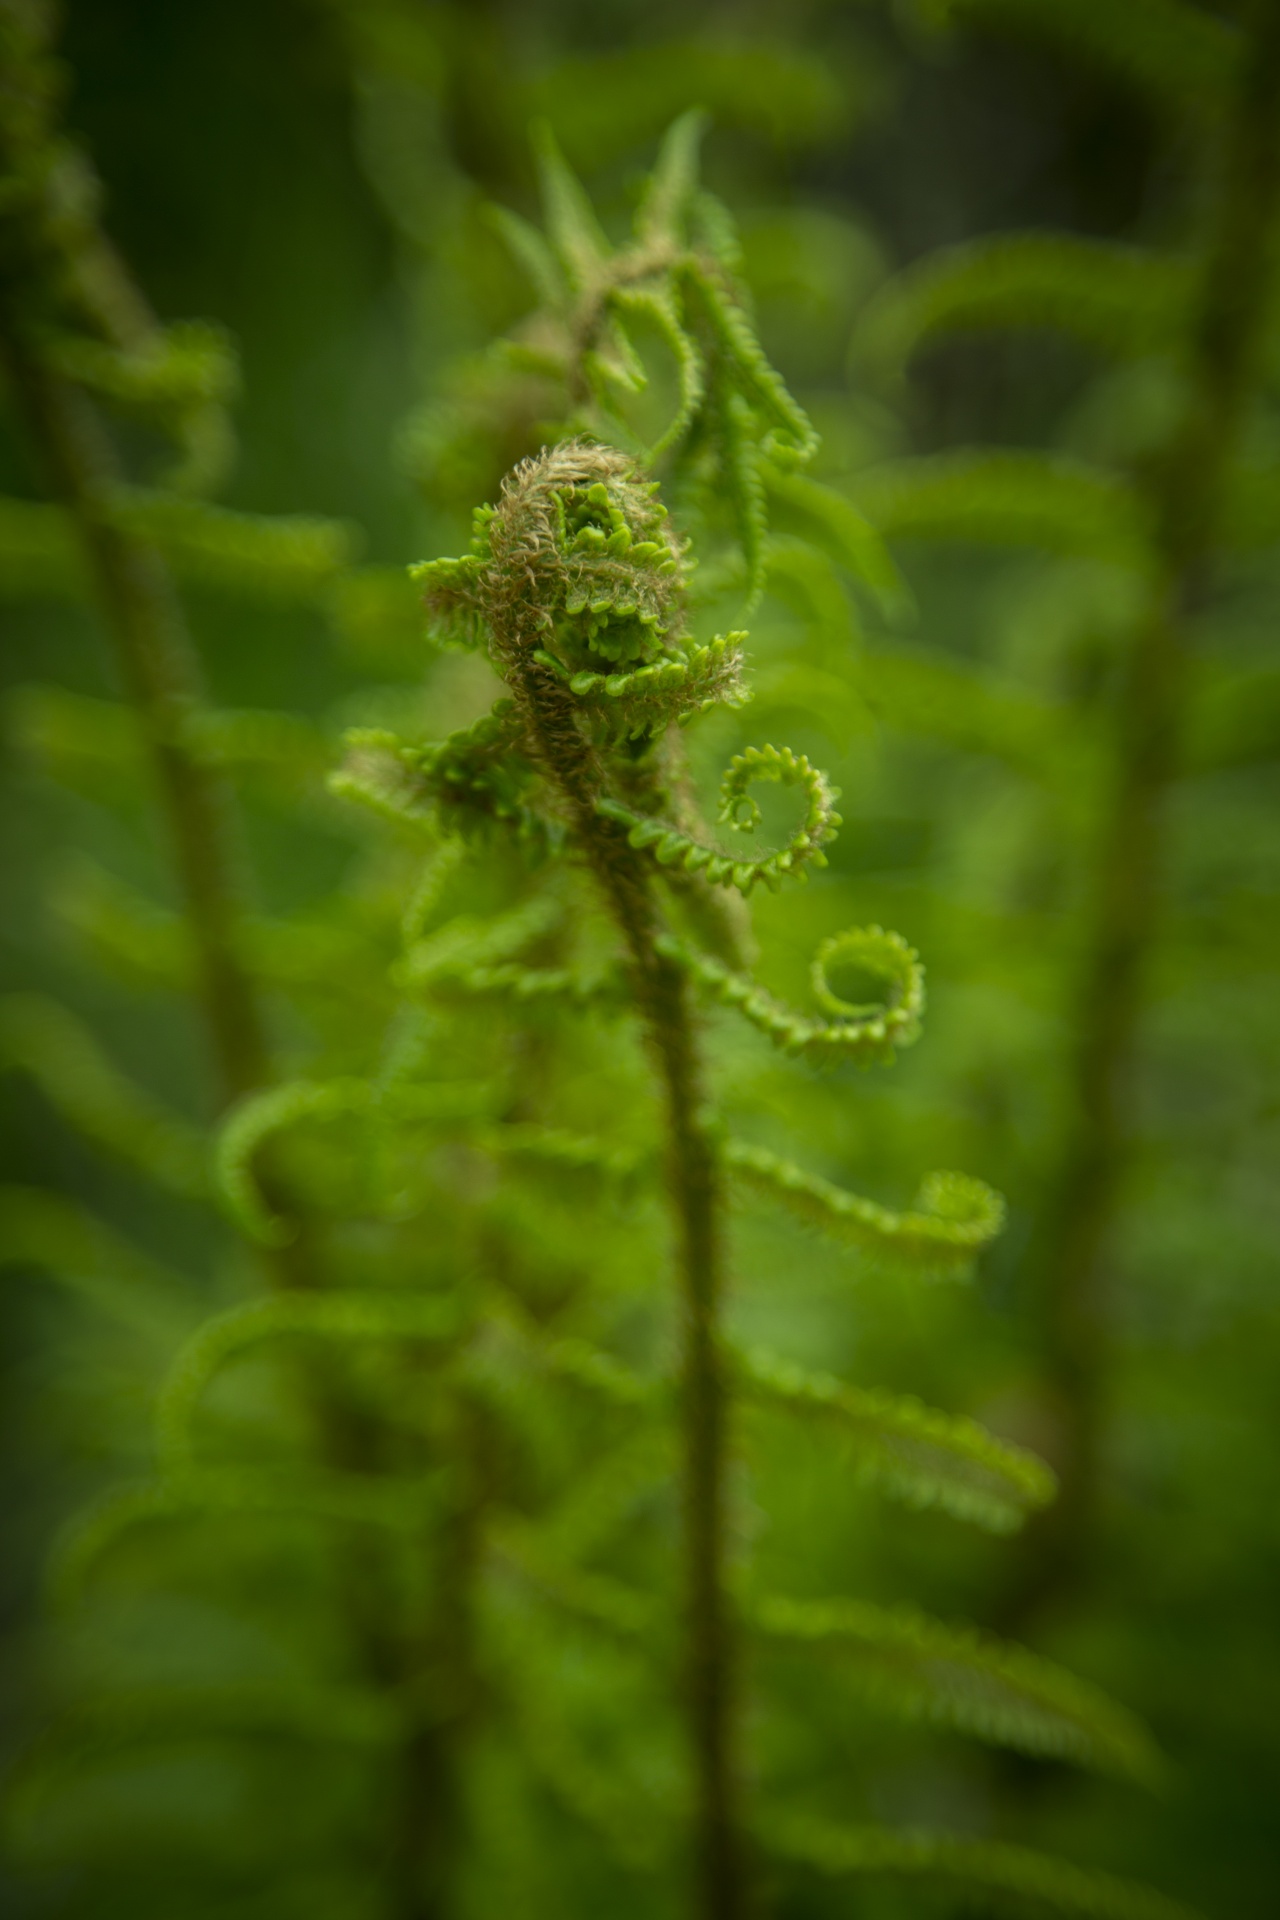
735;1344;1054;1532
0;14;1226;1918
766;1814;1198;1920
753;1594;1162;1782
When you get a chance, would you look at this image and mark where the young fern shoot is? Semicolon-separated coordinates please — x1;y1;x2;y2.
340;436;996;1915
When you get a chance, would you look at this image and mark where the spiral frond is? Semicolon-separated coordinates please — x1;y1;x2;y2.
736;1345;1054;1531
597;743;840;896
488;440;688;665
532;628;748;738
753;1594;1163;1783
660;928;924;1065
725;1139;1004;1276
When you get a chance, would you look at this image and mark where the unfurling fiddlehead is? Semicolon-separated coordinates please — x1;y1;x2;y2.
331;433;1013;1920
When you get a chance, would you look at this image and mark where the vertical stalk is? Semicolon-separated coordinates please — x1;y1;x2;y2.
506;650;742;1920
1008;0;1280;1625
0;323;270;1107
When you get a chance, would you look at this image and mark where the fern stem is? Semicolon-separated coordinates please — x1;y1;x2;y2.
0;326;269;1106
1011;0;1280;1624
506;647;743;1919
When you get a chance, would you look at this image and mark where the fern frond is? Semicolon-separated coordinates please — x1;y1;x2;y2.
45;318;237;415
0;1184;189;1339
328;729;448;836
0;491;355;602
156;1290;459;1466
762;465;909;619
635;107;708;245
532;122;611;291
490;1515;655;1640
437;958;627;1012
50;862;189;990
475;1124;650;1200
7;683;140;786
660;926;924;1066
534;1428;677;1567
766;1813;1198;1920
765;539;859;649
614;283;705;461
490;1603;670;1870
215;1078;369;1243
487;203;568;310
597;743;841;896
109;489;357;599
850;453;1149;567
396;894;563;992
855;234;1190;370
0;994;207;1196
15;1682;403;1787
735;1344;1053;1531
332;707;550;844
859;641;1078;780
686;270;819;469
725;1139;1004;1277
754;1594;1162;1782
51;1467;443;1606
532;628;748;737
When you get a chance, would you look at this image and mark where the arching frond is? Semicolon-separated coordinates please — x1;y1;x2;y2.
724;1141;1004;1278
0;1184;190;1339
766;1813;1198;1920
850;453;1149;567
215;1078;370;1243
855;234;1190;370
0;994;207;1197
735;1344;1054;1531
754;1594;1163;1783
50;1465;443;1606
157;1290;460;1466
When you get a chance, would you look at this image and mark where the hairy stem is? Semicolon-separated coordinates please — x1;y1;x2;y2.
508;649;742;1919
1007;0;1280;1627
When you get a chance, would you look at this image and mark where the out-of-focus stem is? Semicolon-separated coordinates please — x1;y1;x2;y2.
1007;0;1280;1627
0;324;269;1106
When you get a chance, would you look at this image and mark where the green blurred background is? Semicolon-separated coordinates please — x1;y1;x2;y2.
2;2;1278;1915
